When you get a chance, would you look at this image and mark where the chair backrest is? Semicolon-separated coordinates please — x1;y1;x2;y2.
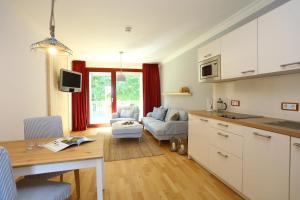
24;116;63;140
0;147;17;200
118;105;139;120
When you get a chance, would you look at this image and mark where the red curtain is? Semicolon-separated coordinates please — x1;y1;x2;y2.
142;63;161;116
72;60;88;131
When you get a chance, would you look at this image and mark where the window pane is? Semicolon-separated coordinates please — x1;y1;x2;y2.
116;72;143;120
89;72;112;124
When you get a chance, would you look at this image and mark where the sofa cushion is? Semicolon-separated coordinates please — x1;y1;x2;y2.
142;117;157;126
152;107;168;121
147;120;167;136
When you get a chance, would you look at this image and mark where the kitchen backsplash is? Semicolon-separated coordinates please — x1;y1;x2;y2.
213;73;300;121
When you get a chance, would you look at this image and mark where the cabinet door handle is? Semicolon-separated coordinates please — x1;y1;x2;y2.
253;132;271;139
280;61;300;67
217;151;228;158
241;70;255;74
293;143;300;148
217;132;229;138
217;123;229;128
200;119;208;122
204;53;212;58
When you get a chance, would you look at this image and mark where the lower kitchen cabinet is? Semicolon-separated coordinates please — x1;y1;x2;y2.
188;115;211;168
243;128;290;200
209;145;242;192
290;137;300;200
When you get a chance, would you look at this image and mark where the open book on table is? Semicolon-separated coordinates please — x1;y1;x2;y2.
43;136;95;152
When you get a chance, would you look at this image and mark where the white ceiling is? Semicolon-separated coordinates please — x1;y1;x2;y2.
8;0;257;64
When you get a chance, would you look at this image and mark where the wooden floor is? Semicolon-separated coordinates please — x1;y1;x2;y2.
61;128;243;200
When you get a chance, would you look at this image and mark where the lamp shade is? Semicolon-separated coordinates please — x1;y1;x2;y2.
30;37;73;55
117;73;126;82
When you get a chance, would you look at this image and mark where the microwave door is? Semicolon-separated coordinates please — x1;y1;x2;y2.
201;64;213;79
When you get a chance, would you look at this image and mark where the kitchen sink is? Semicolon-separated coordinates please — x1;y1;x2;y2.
264;121;300;130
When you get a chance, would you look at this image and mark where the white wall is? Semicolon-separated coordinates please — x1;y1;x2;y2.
0;2;47;141
213;73;300;121
161;47;213;111
48;55;72;134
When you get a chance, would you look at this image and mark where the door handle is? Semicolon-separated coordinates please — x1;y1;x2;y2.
200;119;208;122
241;70;255;74
217;132;229;138
217;123;229;128
280;61;300;67
253;132;271;139
293;143;300;148
217;151;228;158
111;97;114;103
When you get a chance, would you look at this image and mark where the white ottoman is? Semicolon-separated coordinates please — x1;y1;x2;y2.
111;121;143;141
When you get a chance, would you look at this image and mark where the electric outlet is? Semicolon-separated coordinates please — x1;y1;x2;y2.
281;102;299;111
231;100;240;107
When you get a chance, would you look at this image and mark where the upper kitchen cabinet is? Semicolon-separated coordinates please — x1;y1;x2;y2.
258;0;300;74
221;19;258;79
198;38;221;62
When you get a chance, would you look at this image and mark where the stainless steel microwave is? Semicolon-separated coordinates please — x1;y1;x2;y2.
198;55;221;82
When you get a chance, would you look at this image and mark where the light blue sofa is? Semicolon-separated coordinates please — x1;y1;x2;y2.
142;107;188;143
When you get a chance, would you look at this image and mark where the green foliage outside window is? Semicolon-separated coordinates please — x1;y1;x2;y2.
91;73;141;101
116;74;141;101
91;75;111;101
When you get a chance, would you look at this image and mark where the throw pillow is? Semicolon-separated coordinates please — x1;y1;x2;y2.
164;108;178;122
152;107;168;121
120;109;134;118
170;112;179;121
151;107;159;119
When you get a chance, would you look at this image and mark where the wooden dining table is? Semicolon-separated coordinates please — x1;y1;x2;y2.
0;135;104;200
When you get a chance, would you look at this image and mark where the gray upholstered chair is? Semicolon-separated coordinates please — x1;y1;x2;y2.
23;116;80;198
110;104;140;124
0;147;71;200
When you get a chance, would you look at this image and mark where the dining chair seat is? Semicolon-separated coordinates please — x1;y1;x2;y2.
17;179;71;200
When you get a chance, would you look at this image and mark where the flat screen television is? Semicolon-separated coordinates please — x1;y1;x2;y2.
59;69;82;92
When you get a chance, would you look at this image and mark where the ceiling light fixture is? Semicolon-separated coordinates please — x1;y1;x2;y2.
125;26;132;32
117;51;126;82
30;0;73;55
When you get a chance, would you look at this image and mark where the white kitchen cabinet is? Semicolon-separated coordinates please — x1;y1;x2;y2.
209;145;242;192
221;19;258;79
198;38;221;62
209;128;243;158
290;137;300;200
188;115;211;168
258;0;300;74
243;128;290;200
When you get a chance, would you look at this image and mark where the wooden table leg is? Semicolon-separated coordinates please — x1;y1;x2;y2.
74;169;80;199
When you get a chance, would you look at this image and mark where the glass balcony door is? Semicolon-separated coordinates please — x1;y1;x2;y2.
89;72;112;124
87;68;143;126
